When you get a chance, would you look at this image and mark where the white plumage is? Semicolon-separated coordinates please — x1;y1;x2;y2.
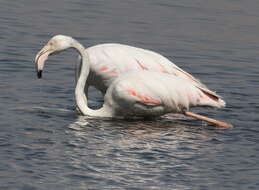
34;35;232;128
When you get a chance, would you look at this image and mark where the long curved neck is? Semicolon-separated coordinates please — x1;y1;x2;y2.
72;40;111;117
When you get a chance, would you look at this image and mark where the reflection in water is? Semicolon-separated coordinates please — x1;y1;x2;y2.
68;114;214;142
61;115;223;189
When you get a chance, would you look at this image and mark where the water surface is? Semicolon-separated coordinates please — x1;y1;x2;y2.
0;1;259;189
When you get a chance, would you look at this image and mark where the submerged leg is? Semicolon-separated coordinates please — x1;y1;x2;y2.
184;111;233;129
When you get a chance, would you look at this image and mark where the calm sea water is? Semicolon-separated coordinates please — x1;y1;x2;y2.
0;1;259;189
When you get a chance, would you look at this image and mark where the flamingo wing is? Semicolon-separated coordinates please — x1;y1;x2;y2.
103;71;225;118
85;43;211;90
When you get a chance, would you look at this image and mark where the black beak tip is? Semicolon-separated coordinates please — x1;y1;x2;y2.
37;70;42;79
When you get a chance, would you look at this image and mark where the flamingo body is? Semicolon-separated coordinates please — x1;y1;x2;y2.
103;71;225;118
83;43;205;94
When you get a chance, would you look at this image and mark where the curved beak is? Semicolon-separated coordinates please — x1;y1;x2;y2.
34;45;52;79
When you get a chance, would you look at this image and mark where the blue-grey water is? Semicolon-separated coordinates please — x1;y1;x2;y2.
1;1;259;189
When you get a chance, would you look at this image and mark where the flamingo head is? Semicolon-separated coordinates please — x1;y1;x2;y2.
34;35;75;78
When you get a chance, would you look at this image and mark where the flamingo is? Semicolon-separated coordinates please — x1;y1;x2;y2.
35;36;207;95
34;35;232;128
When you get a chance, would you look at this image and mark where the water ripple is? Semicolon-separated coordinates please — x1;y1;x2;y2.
1;0;259;189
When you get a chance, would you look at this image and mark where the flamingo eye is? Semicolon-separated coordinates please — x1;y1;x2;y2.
49;42;53;46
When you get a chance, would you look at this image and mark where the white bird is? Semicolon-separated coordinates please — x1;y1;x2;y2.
35;35;207;95
34;35;232;128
